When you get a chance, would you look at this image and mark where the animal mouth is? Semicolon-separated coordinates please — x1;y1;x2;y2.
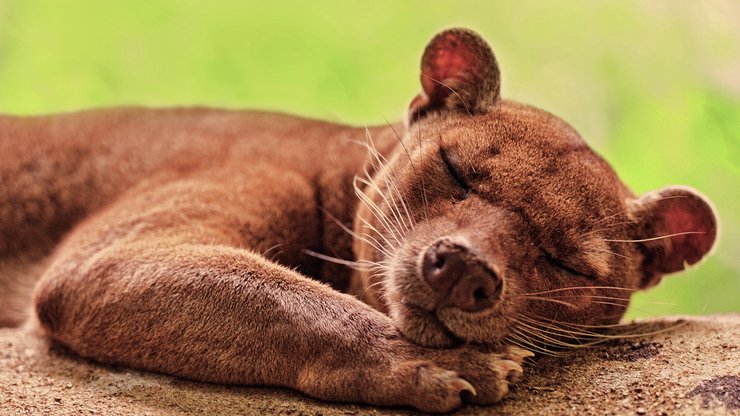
396;295;464;344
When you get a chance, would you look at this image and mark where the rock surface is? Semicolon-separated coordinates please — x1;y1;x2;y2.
1;314;738;415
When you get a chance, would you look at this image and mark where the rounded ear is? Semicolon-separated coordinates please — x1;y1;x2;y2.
406;28;501;125
629;186;718;289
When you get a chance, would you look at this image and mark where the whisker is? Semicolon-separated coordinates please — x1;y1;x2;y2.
539;295;677;306
518;313;684;343
581;210;630;233
356;174;407;240
589;300;630;308
506;331;565;357
360;129;414;233
578;220;637;238
420;73;472;116
585;247;632;260
535;294;631;301
578;194;691;239
519;314;632;341
319;207;394;258
383;118;414;169
361;139;411;235
528;315;689;343
514;296;581;309
520;286;636;296
517;314;604;339
358;270;391;301
415;121;430;222
302;249;381;272
353;176;403;246
368;164;414;236
599;231;705;243
260;243;283;258
515;320;607;348
514;332;569;357
361;278;386;293
356;217;396;256
525;312;635;329
377;123;417;231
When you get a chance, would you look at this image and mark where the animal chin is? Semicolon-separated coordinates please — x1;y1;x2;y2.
389;298;461;347
436;305;510;345
389;292;509;347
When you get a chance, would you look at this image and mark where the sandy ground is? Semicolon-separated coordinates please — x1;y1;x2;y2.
1;314;738;415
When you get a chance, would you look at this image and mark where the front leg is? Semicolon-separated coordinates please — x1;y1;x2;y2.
32;178;526;412
301;340;529;411
35;241;526;412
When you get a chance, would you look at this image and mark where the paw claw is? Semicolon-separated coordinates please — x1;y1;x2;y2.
496;359;523;384
451;378;477;397
505;345;535;362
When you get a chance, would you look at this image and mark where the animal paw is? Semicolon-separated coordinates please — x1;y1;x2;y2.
428;346;528;405
394;344;532;411
392;361;476;413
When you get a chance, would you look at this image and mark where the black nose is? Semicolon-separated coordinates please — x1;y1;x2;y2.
422;239;502;312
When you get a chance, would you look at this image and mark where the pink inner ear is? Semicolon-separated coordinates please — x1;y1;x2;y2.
408;28;500;123
421;33;481;99
635;188;717;285
663;205;711;265
421;33;482;100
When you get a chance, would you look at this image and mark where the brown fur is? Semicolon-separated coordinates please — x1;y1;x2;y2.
0;28;716;412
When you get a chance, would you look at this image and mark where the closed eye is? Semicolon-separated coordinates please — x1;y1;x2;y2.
439;147;471;198
542;250;594;279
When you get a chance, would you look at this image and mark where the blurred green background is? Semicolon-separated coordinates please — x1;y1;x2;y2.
0;1;737;319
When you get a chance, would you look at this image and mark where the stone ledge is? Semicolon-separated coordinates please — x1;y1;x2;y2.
1;314;738;415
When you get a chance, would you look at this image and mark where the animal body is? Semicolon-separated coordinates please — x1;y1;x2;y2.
0;29;716;412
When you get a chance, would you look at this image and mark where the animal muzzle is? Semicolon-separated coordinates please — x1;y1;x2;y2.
422;238;503;312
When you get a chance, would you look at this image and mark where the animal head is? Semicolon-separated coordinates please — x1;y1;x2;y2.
351;28;717;349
